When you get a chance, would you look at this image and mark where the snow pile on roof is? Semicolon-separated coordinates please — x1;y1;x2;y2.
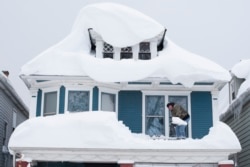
20;3;231;87
231;59;250;97
9;111;241;151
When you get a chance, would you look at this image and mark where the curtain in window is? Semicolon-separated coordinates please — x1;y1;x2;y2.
145;95;165;136
68;91;89;112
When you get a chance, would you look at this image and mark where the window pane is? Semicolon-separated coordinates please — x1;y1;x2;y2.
44;91;57;116
101;92;115;112
68;91;89;112
140;42;150;52
12;111;17;128
168;96;188;137
121;47;132;59
139;42;151;60
145;96;164;116
146;117;164;136
168;96;188;110
103;42;114;58
145;95;165;136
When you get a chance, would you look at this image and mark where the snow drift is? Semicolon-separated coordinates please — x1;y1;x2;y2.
20;2;231;88
9;111;241;151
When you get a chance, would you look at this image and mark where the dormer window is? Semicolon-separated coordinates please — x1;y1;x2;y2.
89;28;167;60
120;47;132;59
139;42;151;60
103;42;114;58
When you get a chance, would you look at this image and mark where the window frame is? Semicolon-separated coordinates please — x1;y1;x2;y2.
64;86;93;113
41;87;60;116
142;91;191;138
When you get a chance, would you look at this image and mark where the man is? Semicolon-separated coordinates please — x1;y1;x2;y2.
167;102;190;139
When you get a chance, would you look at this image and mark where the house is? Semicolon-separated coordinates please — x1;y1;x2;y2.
8;3;240;167
220;59;250;167
0;71;29;167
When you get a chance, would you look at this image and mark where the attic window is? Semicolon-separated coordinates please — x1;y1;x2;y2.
120;47;132;59
139;42;151;60
103;42;114;58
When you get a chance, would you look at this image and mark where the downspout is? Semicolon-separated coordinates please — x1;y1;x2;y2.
12;152;16;167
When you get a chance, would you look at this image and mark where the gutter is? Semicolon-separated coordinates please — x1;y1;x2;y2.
9;147;240;164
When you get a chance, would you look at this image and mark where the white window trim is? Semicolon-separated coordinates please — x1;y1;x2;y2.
64;86;93;112
41;87;60;116
98;87;118;116
142;90;191;138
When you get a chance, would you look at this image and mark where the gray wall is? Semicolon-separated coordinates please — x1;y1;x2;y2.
220;89;250;167
0;84;29;167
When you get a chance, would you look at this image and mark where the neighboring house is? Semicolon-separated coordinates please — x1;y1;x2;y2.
8;3;240;167
0;71;29;167
220;59;250;167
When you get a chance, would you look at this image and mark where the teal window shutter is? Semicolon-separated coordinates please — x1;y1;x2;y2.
191;91;212;139
118;91;142;133
59;86;65;114
36;89;42;117
92;86;99;111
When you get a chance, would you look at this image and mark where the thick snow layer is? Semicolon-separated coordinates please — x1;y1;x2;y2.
20;3;231;88
172;117;187;125
231;59;250;97
9;112;241;151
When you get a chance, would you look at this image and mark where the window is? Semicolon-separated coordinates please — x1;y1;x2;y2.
139;42;151;60
3;122;7;145
12;110;17;131
145;95;165;136
43;91;57;116
103;42;114;58
143;92;190;138
101;92;116;112
67;91;90;112
120;47;132;59
168;95;188;137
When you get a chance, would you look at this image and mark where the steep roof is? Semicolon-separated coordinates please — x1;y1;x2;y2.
20;3;230;88
0;72;29;117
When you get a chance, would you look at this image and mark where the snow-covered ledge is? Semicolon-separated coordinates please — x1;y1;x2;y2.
9;112;241;164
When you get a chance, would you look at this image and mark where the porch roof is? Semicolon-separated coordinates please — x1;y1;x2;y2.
9;112;241;163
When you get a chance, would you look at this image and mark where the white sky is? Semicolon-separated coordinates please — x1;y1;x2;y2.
1;0;250;106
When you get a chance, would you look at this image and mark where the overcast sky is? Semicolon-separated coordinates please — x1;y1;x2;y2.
1;0;250;106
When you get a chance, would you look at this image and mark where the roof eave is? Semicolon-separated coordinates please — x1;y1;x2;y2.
10;147;239;164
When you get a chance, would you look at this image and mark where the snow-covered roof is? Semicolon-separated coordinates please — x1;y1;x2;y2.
8;112;241;163
231;59;250;97
20;3;231;88
0;72;29;115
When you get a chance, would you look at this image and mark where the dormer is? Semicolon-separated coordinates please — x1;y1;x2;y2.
88;28;166;60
